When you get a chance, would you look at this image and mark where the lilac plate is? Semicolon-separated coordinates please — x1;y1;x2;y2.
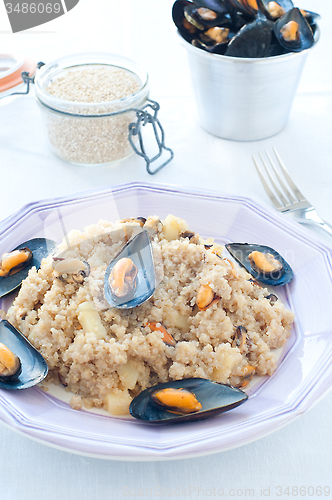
0;183;332;460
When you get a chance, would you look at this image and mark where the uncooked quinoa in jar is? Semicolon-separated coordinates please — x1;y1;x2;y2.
35;55;149;166
46;66;141;104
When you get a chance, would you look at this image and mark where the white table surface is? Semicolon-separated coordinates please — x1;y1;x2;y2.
1;0;332;498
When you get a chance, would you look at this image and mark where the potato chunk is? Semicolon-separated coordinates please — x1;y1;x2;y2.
105;388;132;415
117;362;139;390
77;301;107;339
162;214;189;241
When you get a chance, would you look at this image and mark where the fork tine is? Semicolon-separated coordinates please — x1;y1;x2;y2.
273;148;307;202
265;150;296;204
252;155;281;209
258;152;289;206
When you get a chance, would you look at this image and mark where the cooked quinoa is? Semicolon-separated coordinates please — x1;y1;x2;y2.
6;215;294;415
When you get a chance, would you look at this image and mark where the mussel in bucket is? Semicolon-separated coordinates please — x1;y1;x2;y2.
172;0;320;57
275;8;315;52
129;378;248;423
172;0;198;42
225;17;274;57
227;0;258;17
257;0;294;20
225;243;293;286
172;0;231;52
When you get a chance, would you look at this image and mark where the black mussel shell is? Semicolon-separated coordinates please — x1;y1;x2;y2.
0;238;57;299
184;3;230;30
257;0;294;20
192;26;231;53
265;293;278;305
193;40;229;54
225;18;274;57
227;11;249;33
104;230;156;309
195;0;229;15
225;243;293;286
264;31;289;56
172;0;320;57
0;320;48;390
300;10;320;27
129;378;248;423
172;0;198;42
275;8;314;52
226;0;258;18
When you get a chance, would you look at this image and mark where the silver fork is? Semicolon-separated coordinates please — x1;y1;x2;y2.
253;148;332;238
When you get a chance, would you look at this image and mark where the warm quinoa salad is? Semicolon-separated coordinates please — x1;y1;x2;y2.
6;215;294;415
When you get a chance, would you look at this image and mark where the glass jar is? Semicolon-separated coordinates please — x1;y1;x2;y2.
34;53;150;166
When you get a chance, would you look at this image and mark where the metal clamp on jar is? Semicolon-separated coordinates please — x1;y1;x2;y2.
0;53;174;174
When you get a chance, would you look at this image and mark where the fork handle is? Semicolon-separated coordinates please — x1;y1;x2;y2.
295;218;332;238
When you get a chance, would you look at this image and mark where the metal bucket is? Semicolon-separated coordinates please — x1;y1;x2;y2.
183;39;314;141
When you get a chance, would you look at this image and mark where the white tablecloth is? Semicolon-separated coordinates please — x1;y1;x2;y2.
1;0;332;498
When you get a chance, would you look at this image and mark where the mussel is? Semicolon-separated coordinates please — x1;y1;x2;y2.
195;0;230;16
0;342;22;381
151;387;203;413
227;0;258;18
265;293;278;304
0;248;32;278
275;7;315;52
172;0;320;57
109;257;138;297
184;3;229;30
225;243;293;285
257;0;294;20
0;320;48;390
172;0;200;42
0;238;57;299
129;378;248;423
299;9;321;28
104;230;156;309
145;321;176;347
225;18;274;57
173;0;232;53
52;257;90;284
196;284;220;310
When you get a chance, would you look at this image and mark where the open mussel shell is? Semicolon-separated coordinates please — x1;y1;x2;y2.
226;0;258;18
184;3;230;30
0;320;48;390
257;0;294;20
195;0;229;16
225;17;274;57
104;230;156;310
300;10;321;27
192;27;231;54
129;378;248;424
225;243;293;286
275;7;314;52
0;238;57;299
172;0;199;42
